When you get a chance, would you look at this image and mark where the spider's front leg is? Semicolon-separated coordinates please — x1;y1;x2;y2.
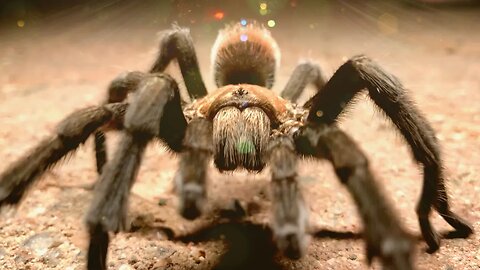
295;124;413;269
302;55;473;252
266;135;309;259
174;118;213;220
85;74;187;270
93;24;207;174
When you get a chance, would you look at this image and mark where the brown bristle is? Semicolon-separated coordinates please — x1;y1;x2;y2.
211;21;281;88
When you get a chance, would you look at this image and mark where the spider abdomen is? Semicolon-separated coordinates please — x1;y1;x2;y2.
212;106;270;171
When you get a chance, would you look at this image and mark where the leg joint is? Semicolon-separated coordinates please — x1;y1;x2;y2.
107;71;146;103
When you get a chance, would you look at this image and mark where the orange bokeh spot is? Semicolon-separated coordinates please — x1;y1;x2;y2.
214;11;224;20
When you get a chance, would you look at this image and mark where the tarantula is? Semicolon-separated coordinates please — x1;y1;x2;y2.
0;22;473;270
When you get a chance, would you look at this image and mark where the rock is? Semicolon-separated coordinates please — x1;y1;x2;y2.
128;254;139;265
130;214;155;232
145;245;174;260
190;249;206;264
157;198;168;206
118;264;134;270
22;232;60;257
0;247;6;259
14;249;34;265
348;254;357;260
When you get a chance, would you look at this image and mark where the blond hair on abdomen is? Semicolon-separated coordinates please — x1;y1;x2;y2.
211;21;281;89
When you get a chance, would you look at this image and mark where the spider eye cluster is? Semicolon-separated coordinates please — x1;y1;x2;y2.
212;106;270;172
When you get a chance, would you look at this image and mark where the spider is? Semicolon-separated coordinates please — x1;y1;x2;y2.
0;22;473;270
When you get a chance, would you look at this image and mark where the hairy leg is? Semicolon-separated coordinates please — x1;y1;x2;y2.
85;74;187;270
0;103;126;207
296;124;413;269
94;71;147;174
175;118;213;220
266;135;308;259
306;55;472;251
94;25;208;173
281;60;326;106
150;24;207;99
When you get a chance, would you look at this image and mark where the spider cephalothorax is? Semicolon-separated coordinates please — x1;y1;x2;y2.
189;83;295;171
0;21;473;270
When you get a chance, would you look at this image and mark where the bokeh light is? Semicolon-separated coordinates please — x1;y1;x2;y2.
17;20;25;28
240;19;247;26
240;34;248;42
213;11;225;20
267;19;276;28
259;2;269;15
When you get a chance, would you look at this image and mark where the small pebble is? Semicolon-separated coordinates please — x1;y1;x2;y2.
22;232;57;257
157;198;168;206
130;214;155;231
348;254;357;260
128;255;139;265
118;264;134;270
195;255;205;264
0;247;6;259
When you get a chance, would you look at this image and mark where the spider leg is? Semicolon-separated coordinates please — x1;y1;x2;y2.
175;118;213;220
295;124;413;269
266;135;308;259
306;55;473;252
95;71;147;174
0;103;127;207
150;24;208;100
93;24;207;173
281;60;326;106
85;74;186;270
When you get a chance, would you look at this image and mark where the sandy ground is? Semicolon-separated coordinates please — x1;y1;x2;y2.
0;1;479;269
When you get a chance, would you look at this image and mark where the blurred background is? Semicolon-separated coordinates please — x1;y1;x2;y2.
0;0;479;92
0;1;479;270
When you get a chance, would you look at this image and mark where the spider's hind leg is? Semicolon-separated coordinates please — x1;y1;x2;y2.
281;60;326;105
267;135;309;259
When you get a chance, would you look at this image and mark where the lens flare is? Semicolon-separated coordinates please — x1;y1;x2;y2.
214;11;225;20
267;19;276;28
240;34;248;42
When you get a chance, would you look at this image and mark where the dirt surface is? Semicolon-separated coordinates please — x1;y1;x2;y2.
0;1;479;269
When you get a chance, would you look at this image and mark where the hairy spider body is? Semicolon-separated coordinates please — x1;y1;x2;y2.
186;83;296;171
0;22;473;270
